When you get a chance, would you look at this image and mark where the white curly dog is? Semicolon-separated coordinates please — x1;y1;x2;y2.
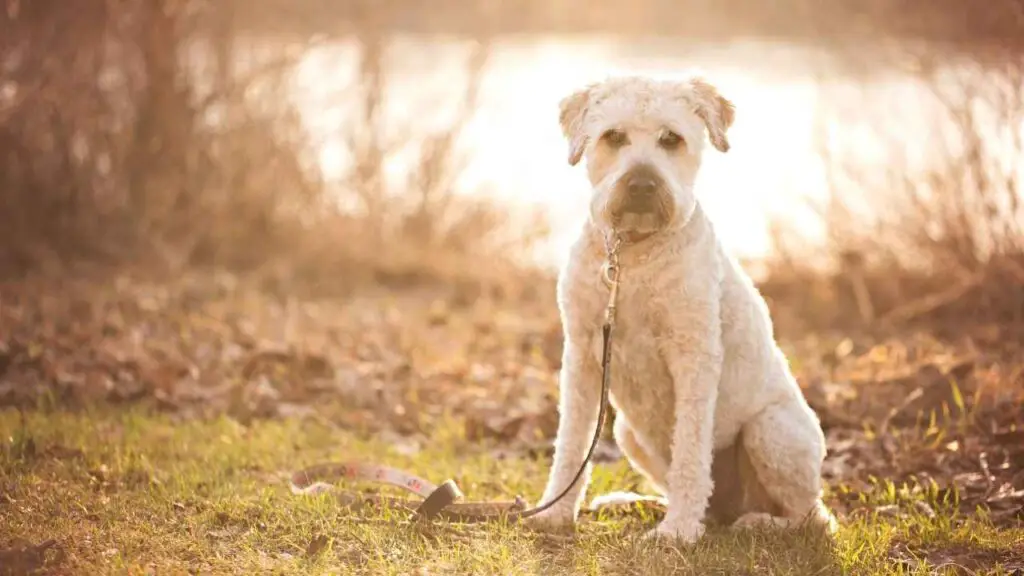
530;75;836;542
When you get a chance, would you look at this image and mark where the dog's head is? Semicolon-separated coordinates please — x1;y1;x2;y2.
558;76;735;236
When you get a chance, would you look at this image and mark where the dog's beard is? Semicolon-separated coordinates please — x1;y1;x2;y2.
615;211;666;233
593;186;676;234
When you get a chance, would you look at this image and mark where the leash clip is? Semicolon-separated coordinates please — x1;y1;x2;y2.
601;232;622;288
602;232;623;326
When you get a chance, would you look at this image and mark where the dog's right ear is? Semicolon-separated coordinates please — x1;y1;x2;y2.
559;87;591;166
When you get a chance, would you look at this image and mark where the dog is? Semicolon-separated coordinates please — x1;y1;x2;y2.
529;75;835;542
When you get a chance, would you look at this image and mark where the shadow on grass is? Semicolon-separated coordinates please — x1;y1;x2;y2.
529;518;843;576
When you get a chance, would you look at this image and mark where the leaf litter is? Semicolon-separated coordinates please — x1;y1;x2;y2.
1;266;1022;537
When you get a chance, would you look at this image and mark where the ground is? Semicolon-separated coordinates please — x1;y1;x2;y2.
1;268;1022;575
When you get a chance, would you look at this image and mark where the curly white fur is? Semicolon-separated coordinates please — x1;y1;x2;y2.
530;75;835;542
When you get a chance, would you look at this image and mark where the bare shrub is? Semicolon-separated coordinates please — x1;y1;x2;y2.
0;1;320;272
0;1;547;295
763;48;1024;332
0;0;120;269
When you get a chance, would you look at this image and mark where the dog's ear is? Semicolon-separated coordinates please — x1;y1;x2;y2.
559;86;591;166
689;78;735;153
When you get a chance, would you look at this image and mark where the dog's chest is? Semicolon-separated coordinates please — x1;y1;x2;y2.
601;288;672;411
565;270;672;415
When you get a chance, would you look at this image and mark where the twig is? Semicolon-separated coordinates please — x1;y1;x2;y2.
879;272;984;325
878;387;924;437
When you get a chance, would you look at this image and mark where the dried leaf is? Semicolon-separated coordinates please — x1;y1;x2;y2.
305;534;330;558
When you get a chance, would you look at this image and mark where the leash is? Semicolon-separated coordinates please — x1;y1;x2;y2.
289;233;632;523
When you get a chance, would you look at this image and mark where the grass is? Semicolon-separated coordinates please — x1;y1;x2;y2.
3;408;1021;575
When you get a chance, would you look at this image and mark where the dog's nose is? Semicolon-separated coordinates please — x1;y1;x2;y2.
623;165;661;200
627;175;658;199
622;172;655;199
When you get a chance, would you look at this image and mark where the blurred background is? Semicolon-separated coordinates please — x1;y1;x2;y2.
1;0;1024;537
2;0;1023;329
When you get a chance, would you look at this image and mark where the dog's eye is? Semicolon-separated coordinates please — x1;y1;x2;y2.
601;129;628;148
658;131;684;150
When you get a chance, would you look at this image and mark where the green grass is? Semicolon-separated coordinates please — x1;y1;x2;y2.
1;408;1021;575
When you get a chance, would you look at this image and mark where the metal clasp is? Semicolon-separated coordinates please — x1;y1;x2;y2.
601;233;622;287
602;232;622;326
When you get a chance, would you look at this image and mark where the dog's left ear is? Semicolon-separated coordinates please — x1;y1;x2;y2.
559;86;592;166
689;78;735;153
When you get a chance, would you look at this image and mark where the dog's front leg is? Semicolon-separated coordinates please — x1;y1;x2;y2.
529;336;602;528
648;296;723;544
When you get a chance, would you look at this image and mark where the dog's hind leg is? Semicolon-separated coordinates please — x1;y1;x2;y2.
596;418;774;525
737;396;837;532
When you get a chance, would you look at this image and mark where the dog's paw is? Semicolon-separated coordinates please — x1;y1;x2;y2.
524;506;576;532
732;512;794;530
644;519;705;544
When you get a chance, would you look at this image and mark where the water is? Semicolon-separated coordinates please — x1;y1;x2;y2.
288;36;874;268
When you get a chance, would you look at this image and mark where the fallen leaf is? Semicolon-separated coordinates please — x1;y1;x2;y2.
305;534;330;558
0;540;60;576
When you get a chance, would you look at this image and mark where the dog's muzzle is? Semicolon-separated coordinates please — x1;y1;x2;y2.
617;164;665;214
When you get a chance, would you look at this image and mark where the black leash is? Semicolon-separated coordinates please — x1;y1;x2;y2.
504;321;615;521
502;232;622;521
